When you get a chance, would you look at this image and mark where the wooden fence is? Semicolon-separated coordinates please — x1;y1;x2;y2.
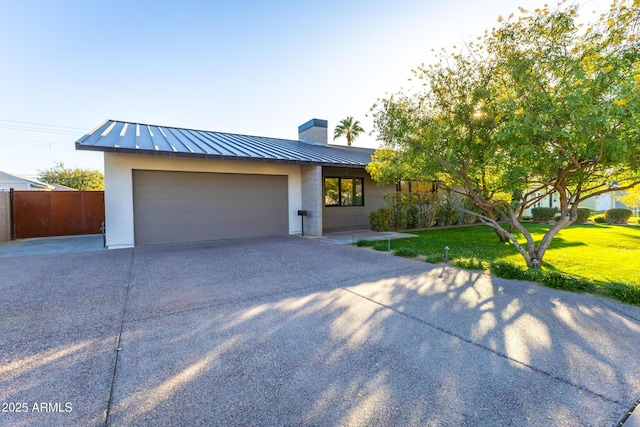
10;190;105;239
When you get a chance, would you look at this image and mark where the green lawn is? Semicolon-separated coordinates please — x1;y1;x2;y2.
361;223;640;305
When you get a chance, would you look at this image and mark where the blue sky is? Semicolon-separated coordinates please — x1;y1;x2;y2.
0;0;611;176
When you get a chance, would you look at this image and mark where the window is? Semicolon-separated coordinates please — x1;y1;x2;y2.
325;177;363;206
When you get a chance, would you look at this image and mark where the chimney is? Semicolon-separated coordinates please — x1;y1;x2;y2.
298;119;328;145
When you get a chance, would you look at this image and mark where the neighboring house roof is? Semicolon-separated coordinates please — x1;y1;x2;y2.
0;171;54;190
75;120;374;168
50;183;78;191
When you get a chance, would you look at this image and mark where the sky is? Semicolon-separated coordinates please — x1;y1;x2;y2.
0;0;612;176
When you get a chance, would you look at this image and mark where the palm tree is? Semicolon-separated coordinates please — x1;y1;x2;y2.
333;116;364;146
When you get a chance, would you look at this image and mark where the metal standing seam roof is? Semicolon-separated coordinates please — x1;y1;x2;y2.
75;120;375;167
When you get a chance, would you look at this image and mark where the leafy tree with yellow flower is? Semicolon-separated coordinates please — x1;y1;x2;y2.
368;0;640;268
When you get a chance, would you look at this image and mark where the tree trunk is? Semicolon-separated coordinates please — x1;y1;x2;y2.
493;227;510;242
484;209;509;242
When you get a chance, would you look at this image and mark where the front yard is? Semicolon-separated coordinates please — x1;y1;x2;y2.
360;223;640;305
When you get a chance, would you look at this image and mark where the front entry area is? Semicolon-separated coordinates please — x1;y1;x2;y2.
132;170;288;245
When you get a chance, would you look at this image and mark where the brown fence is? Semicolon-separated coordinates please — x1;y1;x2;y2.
11;190;105;239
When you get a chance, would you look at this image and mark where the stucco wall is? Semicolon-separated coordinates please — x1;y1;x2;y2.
322;166;395;233
0;191;10;242
104;153;303;249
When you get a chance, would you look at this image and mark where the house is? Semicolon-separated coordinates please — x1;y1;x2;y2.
75;119;395;249
580;191;630;212
0;171;55;191
523;185;631;217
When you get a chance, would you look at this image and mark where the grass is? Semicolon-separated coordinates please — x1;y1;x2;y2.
361;223;640;305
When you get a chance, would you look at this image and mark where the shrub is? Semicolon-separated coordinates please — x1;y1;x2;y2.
600;282;640;306
393;248;419;258
370;208;392;231
461;212;479;224
373;241;390;251
605;208;633;224
434;201;460;226
356;240;375;247
540;271;594;293
490;261;531;281
592;214;606;223
405;203;419;229
575;208;591;224
454;257;488;270
424;253;443;263
531;207;556;222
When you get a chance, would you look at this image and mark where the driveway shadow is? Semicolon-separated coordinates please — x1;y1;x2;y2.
1;236;639;426
108;238;640;426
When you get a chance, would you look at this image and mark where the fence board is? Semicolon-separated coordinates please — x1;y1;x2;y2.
13;191;104;238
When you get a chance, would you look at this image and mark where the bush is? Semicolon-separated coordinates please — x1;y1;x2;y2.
405;203;419;229
454;257;489;270
592;214;606;223
531;207;557;222
540;271;594;293
575;208;591;224
393;248;419;258
600;282;640;306
373;241;390;251
434;201;460;226
490;261;532;281
370;208;392;231
424;253;443;263
605;208;633;224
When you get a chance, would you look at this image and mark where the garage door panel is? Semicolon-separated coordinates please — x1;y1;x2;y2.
134;186;284;201
133;170;288;245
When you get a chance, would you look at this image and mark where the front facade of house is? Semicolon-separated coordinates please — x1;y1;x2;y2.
76;119;393;249
523;186;631;216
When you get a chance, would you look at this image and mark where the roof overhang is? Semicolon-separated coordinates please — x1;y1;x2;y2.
75;120;373;169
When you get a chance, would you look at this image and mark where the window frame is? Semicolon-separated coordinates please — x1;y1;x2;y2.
324;176;364;207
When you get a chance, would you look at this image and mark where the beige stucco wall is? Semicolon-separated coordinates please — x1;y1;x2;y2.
322;166;395;233
104;153;303;249
0;191;10;242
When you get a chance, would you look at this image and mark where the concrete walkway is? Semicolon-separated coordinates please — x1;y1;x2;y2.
318;229;417;245
0;230;410;257
0;236;639;426
0;234;104;258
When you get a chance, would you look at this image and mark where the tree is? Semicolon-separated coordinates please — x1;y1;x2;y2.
616;187;640;216
368;0;640;268
333;116;364;146
39;161;104;190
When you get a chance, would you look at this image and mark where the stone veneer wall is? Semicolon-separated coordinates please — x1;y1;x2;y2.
300;165;323;236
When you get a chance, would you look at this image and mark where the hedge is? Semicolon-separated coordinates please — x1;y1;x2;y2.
575;208;591;224
605;208;633;224
531;207;556;221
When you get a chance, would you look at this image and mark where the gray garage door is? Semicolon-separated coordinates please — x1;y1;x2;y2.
133;170;289;245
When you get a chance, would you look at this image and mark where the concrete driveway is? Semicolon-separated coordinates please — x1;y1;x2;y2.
0;236;639;426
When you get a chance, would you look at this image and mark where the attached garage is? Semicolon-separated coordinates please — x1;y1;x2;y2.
133;170;288;245
76;119;394;249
